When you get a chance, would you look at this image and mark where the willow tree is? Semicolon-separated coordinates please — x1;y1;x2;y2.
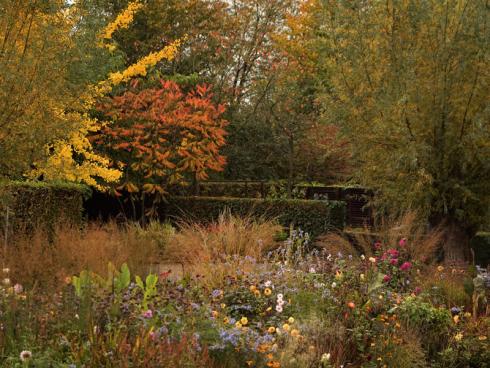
0;0;122;188
315;0;489;260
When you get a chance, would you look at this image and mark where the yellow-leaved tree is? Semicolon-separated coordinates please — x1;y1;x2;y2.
0;0;181;190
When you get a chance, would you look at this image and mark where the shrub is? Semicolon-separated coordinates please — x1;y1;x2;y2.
162;196;346;236
131;220;175;254
0;181;89;240
471;232;490;267
165;212;282;265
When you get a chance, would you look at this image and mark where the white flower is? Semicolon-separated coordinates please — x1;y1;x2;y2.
331;282;337;288
327;254;332;261
321;353;331;362
369;257;376;263
277;293;284;300
19;350;32;362
309;267;316;273
2;268;10;274
2;278;10;286
275;305;283;313
360;254;365;260
277;299;285;306
264;280;272;288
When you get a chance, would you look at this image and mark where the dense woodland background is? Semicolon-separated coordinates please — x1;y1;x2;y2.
0;0;489;259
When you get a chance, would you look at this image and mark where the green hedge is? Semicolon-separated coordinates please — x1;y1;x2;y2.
0;181;90;239
171;181;271;198
471;232;490;267
162;196;346;236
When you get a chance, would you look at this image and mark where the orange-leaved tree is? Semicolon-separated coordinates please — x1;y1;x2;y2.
96;79;227;217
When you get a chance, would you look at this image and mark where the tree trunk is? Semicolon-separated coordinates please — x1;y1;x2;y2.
140;192;146;227
432;216;473;263
287;135;294;199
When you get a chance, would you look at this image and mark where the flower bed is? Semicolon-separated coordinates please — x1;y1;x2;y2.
0;233;488;367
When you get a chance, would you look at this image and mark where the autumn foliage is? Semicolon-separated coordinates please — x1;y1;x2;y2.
97;80;227;195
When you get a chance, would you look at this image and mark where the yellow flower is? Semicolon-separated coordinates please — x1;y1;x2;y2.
250;285;257;292
437;265;444;272
288;317;295;324
478;335;487;341
464;312;471;318
453;315;459;324
235;322;242;329
268;326;276;334
221;303;226;309
223;317;230;324
282;323;290;332
246;360;254;367
240;317;248;325
335;271;343;280
211;310;219;318
254;289;261;297
266;307;272;312
264;288;272;296
290;329;300;337
454;332;463;341
360;273;365;281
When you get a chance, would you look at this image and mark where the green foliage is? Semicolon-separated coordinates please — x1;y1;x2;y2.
0;181;88;239
397;296;452;358
163;196;346;236
72;262;131;296
398;297;452;332
313;0;490;241
72;270;93;299
132;221;175;252
135;273;158;310
471;232;490;267
175;181;308;199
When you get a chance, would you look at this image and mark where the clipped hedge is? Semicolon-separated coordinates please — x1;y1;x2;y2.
471;232;490;267
162;196;346;236
0;181;90;238
171;181;271;198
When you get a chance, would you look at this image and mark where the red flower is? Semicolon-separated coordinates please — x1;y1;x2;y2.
400;262;412;271
387;249;399;258
383;274;391;283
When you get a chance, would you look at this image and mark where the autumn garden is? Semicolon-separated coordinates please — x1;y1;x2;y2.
0;1;489;367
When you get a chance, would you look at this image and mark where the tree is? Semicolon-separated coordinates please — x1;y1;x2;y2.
297;124;352;184
314;0;489;260
97;79;227;217
0;0;125;188
0;1;85;177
